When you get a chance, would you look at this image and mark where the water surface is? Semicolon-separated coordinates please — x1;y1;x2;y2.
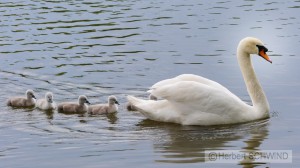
0;0;299;167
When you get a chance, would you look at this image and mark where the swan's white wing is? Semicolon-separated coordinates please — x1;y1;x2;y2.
149;74;233;95
129;75;252;125
150;77;180;90
150;74;212;89
151;81;248;116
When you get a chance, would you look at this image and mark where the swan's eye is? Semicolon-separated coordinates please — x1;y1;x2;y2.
256;45;268;52
31;94;36;99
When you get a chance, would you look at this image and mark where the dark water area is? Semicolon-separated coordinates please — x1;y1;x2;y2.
0;0;299;167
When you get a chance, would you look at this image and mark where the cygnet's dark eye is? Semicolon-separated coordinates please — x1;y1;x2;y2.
256;45;268;52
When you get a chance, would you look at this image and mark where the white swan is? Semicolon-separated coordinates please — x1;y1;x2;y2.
36;92;56;110
127;37;272;125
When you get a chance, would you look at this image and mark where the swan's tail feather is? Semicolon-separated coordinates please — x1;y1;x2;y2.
126;102;137;111
127;96;176;123
126;95;154;114
126;95;149;113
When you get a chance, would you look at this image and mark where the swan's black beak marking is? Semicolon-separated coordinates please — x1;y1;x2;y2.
257;45;272;64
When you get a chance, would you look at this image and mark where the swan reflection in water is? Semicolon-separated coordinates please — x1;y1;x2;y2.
137;119;269;167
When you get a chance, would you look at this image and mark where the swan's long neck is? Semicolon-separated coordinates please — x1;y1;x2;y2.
237;49;270;115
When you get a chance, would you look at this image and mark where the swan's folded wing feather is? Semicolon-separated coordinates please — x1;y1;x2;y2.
175;74;230;92
150;74;211;90
149;74;231;95
152;81;215;101
149;77;180;92
151;81;245;114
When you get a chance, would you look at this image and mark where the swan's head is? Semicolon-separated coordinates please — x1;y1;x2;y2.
108;95;119;105
78;95;90;105
45;92;53;103
26;89;36;99
238;37;272;63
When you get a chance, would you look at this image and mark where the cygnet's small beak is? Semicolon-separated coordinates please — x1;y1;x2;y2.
115;100;120;105
259;50;272;64
86;100;91;105
32;94;36;99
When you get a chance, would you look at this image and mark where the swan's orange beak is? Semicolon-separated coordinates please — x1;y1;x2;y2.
259;50;272;64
